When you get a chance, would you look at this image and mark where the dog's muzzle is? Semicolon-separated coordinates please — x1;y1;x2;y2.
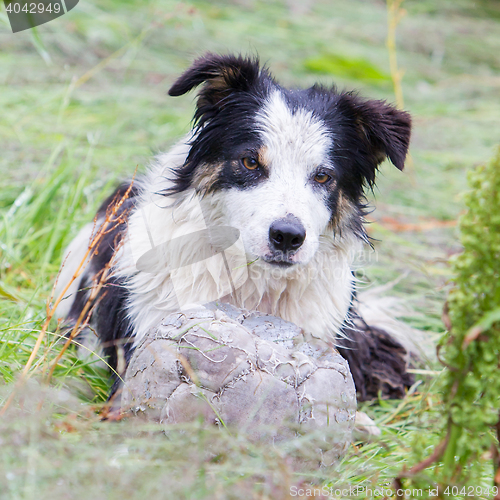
266;215;306;265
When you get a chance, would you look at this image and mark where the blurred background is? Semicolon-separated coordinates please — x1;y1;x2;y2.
1;0;500;497
2;0;499;294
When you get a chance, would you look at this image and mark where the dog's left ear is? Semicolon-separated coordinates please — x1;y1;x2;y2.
168;53;262;114
338;93;412;175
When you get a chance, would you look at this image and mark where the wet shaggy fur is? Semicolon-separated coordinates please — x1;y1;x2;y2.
57;53;414;401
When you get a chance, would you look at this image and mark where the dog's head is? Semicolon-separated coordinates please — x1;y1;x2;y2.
167;53;411;268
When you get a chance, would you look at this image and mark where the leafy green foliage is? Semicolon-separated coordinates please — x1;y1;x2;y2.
304;53;390;83
440;146;500;477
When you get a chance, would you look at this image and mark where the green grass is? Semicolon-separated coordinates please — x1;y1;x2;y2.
1;0;500;497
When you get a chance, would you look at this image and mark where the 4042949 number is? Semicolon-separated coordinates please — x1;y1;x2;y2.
6;2;61;13
444;486;498;497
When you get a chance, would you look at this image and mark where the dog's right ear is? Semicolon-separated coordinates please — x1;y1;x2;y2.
168;53;262;113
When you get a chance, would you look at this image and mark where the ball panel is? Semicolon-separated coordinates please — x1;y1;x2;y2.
121;338;182;419
218;370;299;442
160;383;221;425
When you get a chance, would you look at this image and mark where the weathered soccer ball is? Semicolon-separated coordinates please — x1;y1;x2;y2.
120;303;356;464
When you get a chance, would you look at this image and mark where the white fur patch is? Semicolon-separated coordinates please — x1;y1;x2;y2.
54;222;94;318
222;90;334;265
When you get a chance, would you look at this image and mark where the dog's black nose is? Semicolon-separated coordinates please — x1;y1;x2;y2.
269;217;306;253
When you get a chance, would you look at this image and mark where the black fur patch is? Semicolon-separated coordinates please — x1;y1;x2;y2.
337;309;415;401
94;276;135;374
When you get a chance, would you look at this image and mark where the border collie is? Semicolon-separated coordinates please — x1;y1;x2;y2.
56;53;413;401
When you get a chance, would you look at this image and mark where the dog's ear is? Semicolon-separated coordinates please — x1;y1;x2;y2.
168;53;261;111
338;93;412;175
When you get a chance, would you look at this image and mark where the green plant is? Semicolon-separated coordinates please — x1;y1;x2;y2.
441;146;500;481
397;147;500;494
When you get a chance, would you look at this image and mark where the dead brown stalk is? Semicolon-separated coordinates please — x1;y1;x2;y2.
0;178;135;416
386;0;406;110
386;0;415;181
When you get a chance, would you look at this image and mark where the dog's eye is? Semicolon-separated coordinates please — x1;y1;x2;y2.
241;157;259;171
314;172;331;184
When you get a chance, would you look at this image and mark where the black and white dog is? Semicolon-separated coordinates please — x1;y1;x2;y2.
57;53;414;401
